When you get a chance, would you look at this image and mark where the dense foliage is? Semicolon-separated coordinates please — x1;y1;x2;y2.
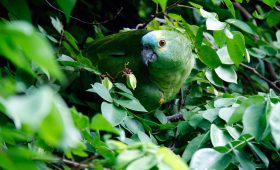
0;0;280;169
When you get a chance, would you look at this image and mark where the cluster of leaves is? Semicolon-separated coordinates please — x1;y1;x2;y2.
0;0;280;169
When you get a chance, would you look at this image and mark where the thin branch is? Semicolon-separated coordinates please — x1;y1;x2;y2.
264;60;278;81
240;63;280;92
233;2;252;20
45;0;123;25
226;136;254;154
166;112;183;121
60;158;93;168
138;0;185;28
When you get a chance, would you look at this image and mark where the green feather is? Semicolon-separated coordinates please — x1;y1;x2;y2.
85;30;194;111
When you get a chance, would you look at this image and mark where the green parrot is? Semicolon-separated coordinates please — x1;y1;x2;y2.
85;30;194;111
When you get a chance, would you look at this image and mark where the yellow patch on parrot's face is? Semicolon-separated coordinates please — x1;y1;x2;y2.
153;31;167;52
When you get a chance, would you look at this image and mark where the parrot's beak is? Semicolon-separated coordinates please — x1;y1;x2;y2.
141;45;157;66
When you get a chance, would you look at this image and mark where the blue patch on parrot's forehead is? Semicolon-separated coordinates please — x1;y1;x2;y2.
141;30;165;45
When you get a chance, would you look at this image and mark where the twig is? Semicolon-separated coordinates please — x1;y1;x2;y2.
240;63;280;92
233;2;258;41
166;112;183;121
233;2;252;20
60;157;93;168
264;60;278;81
45;0;123;25
138;0;185;28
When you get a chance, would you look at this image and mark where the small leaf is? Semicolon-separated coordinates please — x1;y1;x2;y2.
263;0;277;7
101;102;127;126
115;98;147;112
88;83;112;102
126;73;137;90
90;114;119;135
223;0;235;18
217;46;234;65
153;0;168;11
228;96;265;124
124;117;145;134
190;148;232;170
210;124;231;147
157;147;189;170
200;8;217;18
215;65;237;83
182;133;209;162
198;45;221;69
202;108;219;123
127;155;157;170
102;77;113;90
50;17;63;34
55;0;77;22
205;69;223;87
218;107;235;123
226;31;246;66
206;18;226;31
269;103;280;149
226;19;255;35
243;102;266;141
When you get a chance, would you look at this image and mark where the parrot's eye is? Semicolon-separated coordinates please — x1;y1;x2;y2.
158;40;166;47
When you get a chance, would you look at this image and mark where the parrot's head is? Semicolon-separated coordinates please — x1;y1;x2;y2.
141;30;192;68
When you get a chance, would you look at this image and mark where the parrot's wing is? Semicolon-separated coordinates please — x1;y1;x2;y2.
85;30;149;79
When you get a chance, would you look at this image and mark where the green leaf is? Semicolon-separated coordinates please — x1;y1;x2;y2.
228;96;265;124
213;30;226;48
50;17;63;34
269;103;280;149
137;131;152;143
226;31;246;66
266;10;280;27
217;46;234;65
0;21;65;82
215;65;237;83
214;98;235;107
198;45;221;69
116;150;144;169
205;69;224;87
263;0;277;7
70;108;90;130
2;87;81;149
55;0;77;22
218;107;235;123
223;0;235;18
210;124;231;147
0;0;31;21
88;83;112;102
101;102;127;126
243;102;266;141
190;148;232;169
157;147;189;170
195;26;204;48
182;133;209;162
90;114;119;135
206;18;226;31
202;108;219;123
225;125;241;139
124;117;145;134
115;98;147;112
127;155;158;170
115;83;133;95
153;0;168;11
233;150;255;170
226;19;255;35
